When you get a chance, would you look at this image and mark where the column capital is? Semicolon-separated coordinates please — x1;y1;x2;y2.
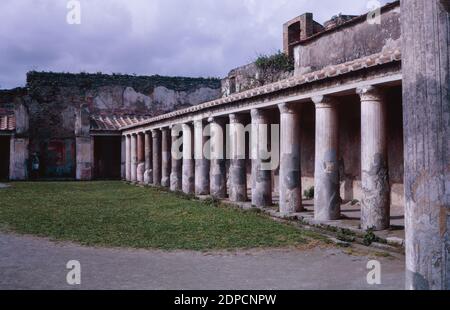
278;102;301;114
250;108;269;120
312;95;338;108
182;123;192;130
151;129;161;138
356;85;384;102
193;119;204;128
160;127;170;133
229;113;246;124
208;116;226;125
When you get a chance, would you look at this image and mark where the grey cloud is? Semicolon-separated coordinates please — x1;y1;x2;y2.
0;0;392;89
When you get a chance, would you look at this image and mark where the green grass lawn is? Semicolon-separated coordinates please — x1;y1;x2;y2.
0;182;324;251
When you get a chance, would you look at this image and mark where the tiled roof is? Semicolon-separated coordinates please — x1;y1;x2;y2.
121;48;402;130
90;115;153;131
0;110;15;131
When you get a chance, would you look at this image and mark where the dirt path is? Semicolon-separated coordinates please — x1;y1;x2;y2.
0;233;405;290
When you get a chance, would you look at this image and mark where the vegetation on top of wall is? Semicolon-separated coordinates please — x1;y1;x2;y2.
255;51;294;74
26;71;221;94
0;87;28;104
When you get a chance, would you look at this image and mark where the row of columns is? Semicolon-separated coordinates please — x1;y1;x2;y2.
123;85;390;231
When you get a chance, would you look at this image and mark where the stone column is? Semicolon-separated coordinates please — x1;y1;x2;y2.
312;96;340;221
209;117;227;199
130;134;137;183
278;103;303;214
229;114;247;202
161;127;171;188
194;120;210;195
170;125;182;191
170;125;183;192
144;131;153;184
137;132;145;184
75;104;93;181
357;86;390;231
250;109;272;207
152;129;161;186
182;123;195;194
9;137;29;181
121;136;126;180
402;0;450;290
125;135;131;181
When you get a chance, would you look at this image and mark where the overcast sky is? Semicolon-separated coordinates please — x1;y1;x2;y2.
0;0;391;89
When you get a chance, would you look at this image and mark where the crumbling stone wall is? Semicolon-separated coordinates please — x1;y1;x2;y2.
0;72;221;178
221;62;293;97
293;2;401;75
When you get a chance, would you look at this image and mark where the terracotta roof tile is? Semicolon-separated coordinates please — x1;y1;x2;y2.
90;115;152;131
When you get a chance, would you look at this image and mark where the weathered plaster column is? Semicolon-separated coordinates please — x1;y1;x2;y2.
152;129;162;186
136;132;145;184
75;104;93;181
125;135;131;181
182;123;195;194
312;96;341;221
121;136;126;180
229;114;247;202
194;120;210;195
144;131;153;184
9;137;29;181
9;102;29;181
161;127;171;188
170;125;182;191
250;109;272;207
130;134;137;183
402;0;450;290
357;86;390;231
278;103;303;214
209;117;227;198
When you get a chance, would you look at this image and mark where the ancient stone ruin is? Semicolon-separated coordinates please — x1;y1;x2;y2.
1;0;449;290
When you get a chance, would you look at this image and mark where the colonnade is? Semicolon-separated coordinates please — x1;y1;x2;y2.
123;85;391;231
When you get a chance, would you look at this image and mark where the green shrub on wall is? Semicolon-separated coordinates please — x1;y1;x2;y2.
255;51;294;74
26;71;221;94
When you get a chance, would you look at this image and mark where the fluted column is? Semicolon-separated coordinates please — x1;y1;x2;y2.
312;96;341;221
161;127;171;188
229;114;247;202
121;136;126;180
170;125;182;191
130;134;137;183
125;135;131;181
194;120;210;195
402;0;450;290
152;129;162;186
278;103;303;214
182;123;195;194
209;117;227;198
137;132;145;183
144;131;153;184
250;109;272;207
357;86;390;231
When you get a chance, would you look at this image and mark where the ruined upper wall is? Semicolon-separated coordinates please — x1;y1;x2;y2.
293;1;401;75
26;71;221;116
0;72;221;178
221;52;294;97
18;71;221;140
